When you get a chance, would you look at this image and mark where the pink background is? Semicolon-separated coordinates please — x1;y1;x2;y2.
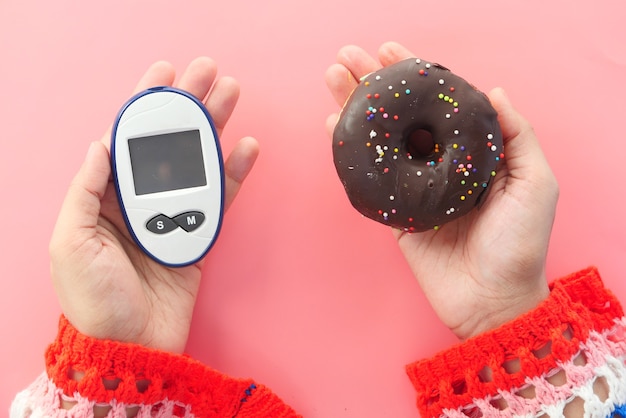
1;1;625;416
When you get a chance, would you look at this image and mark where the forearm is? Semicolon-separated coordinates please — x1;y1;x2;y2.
11;316;299;418
408;267;626;417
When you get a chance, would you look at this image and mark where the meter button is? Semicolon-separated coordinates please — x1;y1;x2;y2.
146;214;178;234
174;211;205;232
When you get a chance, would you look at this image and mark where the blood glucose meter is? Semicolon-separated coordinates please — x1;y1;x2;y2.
111;86;224;267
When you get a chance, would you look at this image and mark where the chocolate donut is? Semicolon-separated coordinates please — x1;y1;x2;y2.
332;58;503;232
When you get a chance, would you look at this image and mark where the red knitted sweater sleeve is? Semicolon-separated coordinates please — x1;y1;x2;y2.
42;316;300;417
406;267;626;417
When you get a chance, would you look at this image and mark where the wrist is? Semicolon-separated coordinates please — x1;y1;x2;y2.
454;279;550;340
46;316;264;416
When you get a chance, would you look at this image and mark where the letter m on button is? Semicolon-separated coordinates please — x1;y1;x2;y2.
174;211;205;232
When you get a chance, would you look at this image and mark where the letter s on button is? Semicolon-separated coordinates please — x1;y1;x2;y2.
146;214;178;234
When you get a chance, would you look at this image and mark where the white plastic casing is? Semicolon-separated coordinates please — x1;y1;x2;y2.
111;87;224;267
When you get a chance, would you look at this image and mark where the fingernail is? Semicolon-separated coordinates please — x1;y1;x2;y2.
84;141;105;165
497;88;511;105
85;142;98;161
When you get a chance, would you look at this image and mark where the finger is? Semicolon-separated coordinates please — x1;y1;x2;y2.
204;76;240;136
99;61;177;149
336;45;381;81
133;61;176;93
223;136;260;212
325;63;359;107
50;142;111;255
325;113;339;139
175;56;218;102
378;41;416;67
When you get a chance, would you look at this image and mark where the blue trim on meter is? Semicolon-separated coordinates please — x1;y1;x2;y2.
111;86;225;267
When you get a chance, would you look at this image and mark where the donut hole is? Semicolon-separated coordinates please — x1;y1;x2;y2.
406;128;435;158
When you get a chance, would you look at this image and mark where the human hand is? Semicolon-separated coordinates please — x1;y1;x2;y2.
50;57;259;354
326;42;557;340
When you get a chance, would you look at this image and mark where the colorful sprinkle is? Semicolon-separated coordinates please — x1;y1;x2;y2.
375;145;384;163
338;58;503;231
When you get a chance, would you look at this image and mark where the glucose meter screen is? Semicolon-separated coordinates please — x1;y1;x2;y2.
128;130;207;195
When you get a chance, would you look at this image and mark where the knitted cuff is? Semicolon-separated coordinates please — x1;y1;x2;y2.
407;267;626;417
45;316;299;417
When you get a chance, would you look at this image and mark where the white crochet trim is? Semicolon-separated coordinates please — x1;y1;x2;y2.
441;317;626;418
10;372;194;418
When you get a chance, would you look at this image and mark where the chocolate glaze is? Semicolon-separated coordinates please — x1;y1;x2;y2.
332;58;503;232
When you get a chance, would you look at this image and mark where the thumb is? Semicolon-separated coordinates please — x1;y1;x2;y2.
487;88;559;231
488;88;550;179
50;142;111;253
